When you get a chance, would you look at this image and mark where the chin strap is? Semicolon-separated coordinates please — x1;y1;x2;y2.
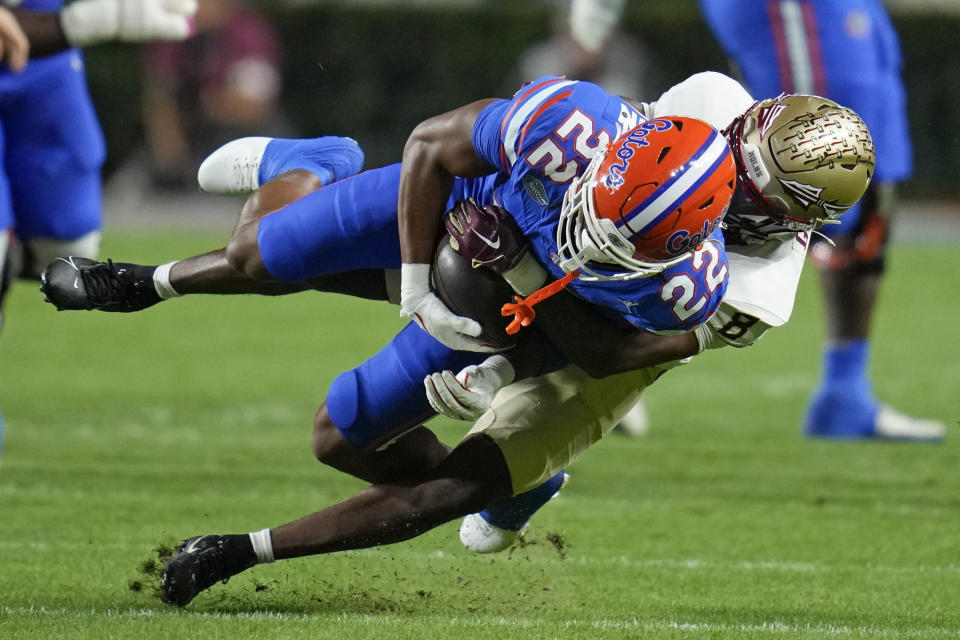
501;270;579;335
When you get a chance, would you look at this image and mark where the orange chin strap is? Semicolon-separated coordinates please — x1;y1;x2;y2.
501;270;579;335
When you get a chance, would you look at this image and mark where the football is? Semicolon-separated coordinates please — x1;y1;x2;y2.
431;235;518;350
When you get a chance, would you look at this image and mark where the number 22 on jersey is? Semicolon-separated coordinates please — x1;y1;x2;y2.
659;242;727;321
525;109;612;183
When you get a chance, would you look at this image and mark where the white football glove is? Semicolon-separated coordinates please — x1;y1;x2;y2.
400;263;497;353
61;0;197;47
424;355;515;421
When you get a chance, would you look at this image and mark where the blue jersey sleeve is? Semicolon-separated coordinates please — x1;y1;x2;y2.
473;99;511;172
471;76;583;178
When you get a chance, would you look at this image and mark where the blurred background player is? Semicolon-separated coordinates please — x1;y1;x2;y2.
695;0;944;440
0;0;195;458
139;0;288;192
510;0;657;99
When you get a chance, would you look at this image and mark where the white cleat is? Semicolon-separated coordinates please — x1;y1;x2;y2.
873;405;945;441
459;472;569;554
197;137;272;196
459;512;526;554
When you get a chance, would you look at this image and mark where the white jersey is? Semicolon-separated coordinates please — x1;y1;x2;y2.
646;72;809;351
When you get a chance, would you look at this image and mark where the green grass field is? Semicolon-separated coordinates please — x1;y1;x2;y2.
0;230;957;639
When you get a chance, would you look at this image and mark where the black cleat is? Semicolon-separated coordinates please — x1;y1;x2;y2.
40;257;162;312
160;535;256;607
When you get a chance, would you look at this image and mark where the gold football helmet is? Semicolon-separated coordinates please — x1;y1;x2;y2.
726;94;875;243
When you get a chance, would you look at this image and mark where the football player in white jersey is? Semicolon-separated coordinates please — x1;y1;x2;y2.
151;72;875;606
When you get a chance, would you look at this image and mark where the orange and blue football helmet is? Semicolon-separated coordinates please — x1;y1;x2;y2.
556;117;736;281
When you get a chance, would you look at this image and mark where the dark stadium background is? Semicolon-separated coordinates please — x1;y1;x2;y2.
83;1;960;200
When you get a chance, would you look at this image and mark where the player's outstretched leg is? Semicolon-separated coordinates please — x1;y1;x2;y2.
40;257;163;312
459;470;568;553
160;534;259;608
161;436;511;607
198;136;364;196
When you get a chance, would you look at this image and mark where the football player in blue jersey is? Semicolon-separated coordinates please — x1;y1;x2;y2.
0;0;195;460
40;77;740;605
150;75;877;607
42;77;736;489
699;0;944;440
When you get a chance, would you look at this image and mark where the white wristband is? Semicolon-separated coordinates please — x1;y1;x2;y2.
400;262;431;298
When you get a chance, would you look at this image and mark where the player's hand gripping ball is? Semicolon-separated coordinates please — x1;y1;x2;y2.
431;235;518;351
444;199;527;274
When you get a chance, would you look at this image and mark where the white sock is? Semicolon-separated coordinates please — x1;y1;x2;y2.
248;528;275;564
153;261;182;299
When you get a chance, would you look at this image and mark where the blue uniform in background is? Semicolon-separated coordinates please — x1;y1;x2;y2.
0;0;105;254
0;0;105;458
257;77;728;448
700;2;941;440
700;0;911;236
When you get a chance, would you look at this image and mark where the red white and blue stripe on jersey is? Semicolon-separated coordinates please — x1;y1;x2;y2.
497;77;577;170
616;126;732;241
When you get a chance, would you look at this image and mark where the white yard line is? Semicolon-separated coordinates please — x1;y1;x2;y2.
2;605;959;637
2;540;958;579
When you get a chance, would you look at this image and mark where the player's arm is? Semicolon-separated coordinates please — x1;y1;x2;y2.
397;99;502;352
425;312;699;423
531;291;700;378
398;99;497;264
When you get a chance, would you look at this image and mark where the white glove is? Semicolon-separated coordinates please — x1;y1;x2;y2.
61;0;197;47
400;263;497;353
424;355;516;421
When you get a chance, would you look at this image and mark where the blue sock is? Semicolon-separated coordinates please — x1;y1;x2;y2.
259;136;364;187
805;339;877;436
480;471;567;531
823;339;869;381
